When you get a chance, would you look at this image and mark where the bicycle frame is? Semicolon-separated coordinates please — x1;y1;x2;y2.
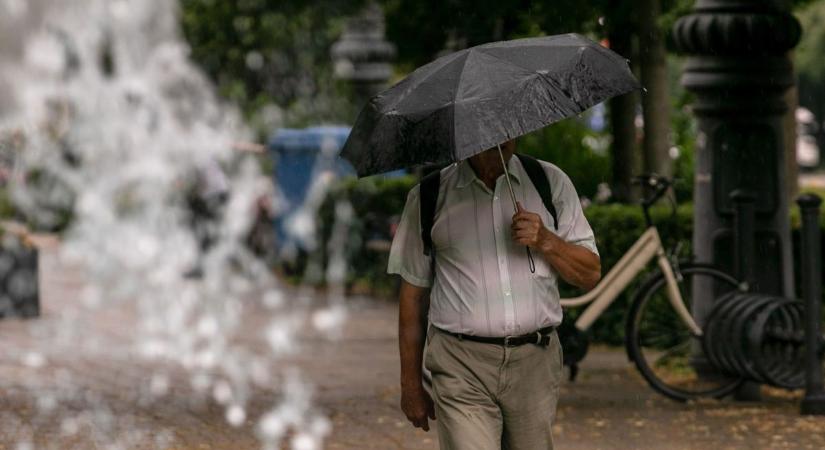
560;227;702;336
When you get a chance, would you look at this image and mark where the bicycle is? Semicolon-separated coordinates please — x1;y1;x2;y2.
559;173;747;402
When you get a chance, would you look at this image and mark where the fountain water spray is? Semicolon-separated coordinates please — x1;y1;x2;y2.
0;1;346;448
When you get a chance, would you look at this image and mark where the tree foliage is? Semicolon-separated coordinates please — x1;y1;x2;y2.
179;0;365;128
382;0;601;71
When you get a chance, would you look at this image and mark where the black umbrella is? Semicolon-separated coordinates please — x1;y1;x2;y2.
340;33;640;178
341;33;640;271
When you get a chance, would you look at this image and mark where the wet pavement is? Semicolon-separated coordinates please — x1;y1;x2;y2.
1;243;824;449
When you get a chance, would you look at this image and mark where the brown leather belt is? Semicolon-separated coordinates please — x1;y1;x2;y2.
439;325;556;347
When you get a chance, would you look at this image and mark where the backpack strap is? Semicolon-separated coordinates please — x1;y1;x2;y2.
515;153;558;230
419;169;441;256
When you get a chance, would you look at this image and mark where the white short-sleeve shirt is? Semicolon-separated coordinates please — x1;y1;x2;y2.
387;156;598;337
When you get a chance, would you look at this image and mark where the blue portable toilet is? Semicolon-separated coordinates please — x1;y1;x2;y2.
269;125;408;257
269;126;354;254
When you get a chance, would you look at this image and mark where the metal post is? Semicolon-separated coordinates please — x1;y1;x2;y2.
798;193;825;415
730;189;760;400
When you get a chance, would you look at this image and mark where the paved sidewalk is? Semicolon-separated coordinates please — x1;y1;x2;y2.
1;245;824;449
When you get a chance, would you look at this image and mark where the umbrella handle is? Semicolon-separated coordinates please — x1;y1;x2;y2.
497;144;537;274
526;248;536;273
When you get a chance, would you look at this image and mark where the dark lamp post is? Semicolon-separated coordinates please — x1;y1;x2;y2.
673;0;801;399
672;0;801;314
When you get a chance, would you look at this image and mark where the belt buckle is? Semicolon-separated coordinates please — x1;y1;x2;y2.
504;336;514;347
535;331;542;345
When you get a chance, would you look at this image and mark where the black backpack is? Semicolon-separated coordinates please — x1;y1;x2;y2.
419;153;558;256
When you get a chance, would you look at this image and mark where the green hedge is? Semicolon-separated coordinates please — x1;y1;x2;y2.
315;177;825;345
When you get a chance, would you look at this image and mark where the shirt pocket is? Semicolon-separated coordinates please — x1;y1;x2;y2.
531;252;554;278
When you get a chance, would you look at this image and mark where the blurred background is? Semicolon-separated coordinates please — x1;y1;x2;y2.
1;0;825;449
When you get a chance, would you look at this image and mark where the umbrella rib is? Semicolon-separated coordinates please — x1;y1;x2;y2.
476;44;628;81
473;47;545;76
383;51;469;110
469;48;583;110
476;34;572;51
475;47;629;113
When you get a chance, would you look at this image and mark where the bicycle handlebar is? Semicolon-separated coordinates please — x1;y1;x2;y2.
632;173;679;229
632;173;671;190
632;174;671;204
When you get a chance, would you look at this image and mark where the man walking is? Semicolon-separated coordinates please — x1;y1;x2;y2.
389;139;601;449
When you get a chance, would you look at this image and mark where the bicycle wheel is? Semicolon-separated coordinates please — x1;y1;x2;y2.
626;262;744;401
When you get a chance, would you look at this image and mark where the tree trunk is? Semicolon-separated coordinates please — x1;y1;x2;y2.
607;21;640;202
638;0;672;177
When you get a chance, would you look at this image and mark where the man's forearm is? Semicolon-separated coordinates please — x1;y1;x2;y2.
511;203;601;291
398;281;431;390
538;230;601;290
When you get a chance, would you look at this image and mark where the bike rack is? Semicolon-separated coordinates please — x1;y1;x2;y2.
703;291;805;388
702;192;825;413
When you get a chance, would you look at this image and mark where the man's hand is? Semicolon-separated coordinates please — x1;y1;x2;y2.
398;280;433;431
511;201;555;251
511;201;601;290
401;385;436;431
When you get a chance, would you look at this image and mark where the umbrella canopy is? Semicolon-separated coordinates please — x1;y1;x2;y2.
341;33;640;177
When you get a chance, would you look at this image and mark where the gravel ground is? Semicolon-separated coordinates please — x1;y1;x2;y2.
1;243;824;449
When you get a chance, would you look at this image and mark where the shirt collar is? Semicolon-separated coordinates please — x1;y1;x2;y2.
456;155;522;189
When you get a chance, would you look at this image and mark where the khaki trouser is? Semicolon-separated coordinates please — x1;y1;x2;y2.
424;326;563;450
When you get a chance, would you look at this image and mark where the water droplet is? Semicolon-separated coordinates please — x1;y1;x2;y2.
213;380;233;404
312;305;346;332
258;411;285;440
292;433;318;450
22;352;45;368
196;315;219;337
226;404;246;427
